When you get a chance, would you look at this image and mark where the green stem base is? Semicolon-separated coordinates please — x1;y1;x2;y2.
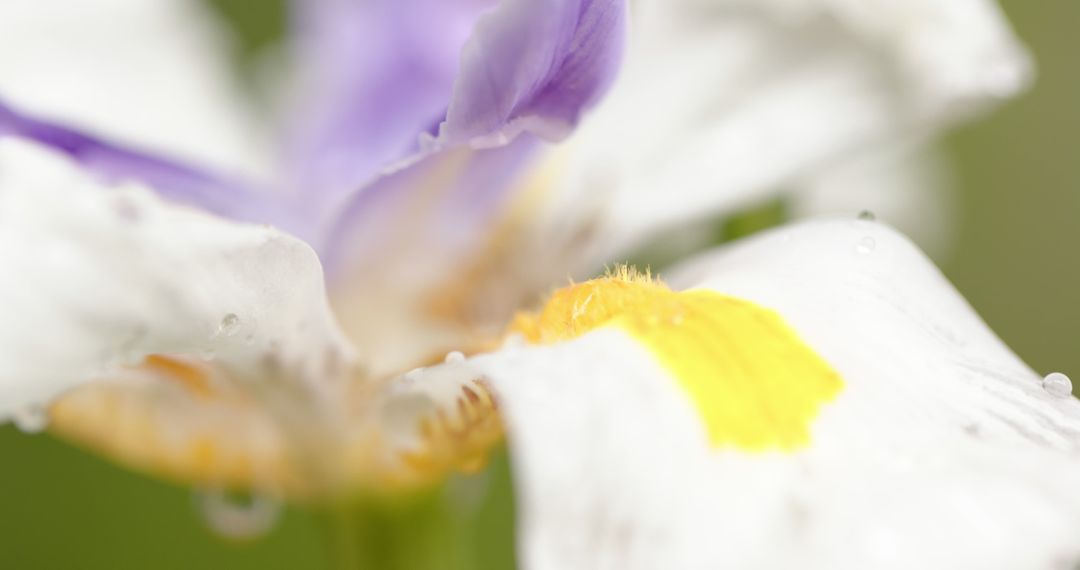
324;451;517;570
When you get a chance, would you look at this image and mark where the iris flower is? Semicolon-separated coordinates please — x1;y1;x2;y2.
1;0;1073;567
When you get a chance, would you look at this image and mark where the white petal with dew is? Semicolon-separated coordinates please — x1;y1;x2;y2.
0;139;353;421
465;220;1080;569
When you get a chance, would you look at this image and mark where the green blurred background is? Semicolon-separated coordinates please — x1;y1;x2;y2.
1;1;1077;568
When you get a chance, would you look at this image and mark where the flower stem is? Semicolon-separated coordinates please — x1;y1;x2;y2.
324;450;517;570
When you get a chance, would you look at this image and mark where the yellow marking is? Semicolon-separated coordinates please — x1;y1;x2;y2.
48;361;307;497
510;267;843;450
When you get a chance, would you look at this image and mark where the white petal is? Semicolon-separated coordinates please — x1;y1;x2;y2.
466;220;1080;569
531;0;1029;258
736;0;1034;112
0;0;270;176
0;139;352;420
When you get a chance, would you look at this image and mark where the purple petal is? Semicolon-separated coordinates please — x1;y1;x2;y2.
0;98;267;222
439;0;627;146
286;0;625;203
297;0;626;278
286;0;495;203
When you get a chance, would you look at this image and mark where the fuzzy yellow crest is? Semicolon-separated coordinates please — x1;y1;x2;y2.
510;268;843;450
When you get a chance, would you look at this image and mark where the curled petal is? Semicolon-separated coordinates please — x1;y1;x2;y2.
438;0;627;147
423;220;1080;568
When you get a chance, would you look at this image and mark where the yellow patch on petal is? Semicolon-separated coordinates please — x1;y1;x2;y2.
47;355;499;500
48;357;308;496
510;268;843;450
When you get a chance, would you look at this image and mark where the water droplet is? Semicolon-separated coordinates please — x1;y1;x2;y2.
195;489;281;541
855;236;876;255
1043;372;1073;398
445;351;466;364
218;313;240;336
857;210;877;221
12;405;48;434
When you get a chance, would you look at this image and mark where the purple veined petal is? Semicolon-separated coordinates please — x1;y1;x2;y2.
285;0;497;206
0;98;273;224
438;0;627;147
285;0;626;214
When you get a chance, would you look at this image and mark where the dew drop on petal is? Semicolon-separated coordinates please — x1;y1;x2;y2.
855;237;876;255
445;351;466;364
195;489;281;540
218;313;241;336
1042;372;1073;398
12;405;48;434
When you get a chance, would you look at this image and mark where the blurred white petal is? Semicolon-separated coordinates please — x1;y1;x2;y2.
0;0;271;177
532;0;1030;259
457;220;1080;569
0;139;351;421
738;0;1034;114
